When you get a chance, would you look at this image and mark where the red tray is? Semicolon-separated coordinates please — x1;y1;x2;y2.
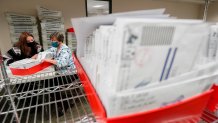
73;54;213;123
10;61;52;76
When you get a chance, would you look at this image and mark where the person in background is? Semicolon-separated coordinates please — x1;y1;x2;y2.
32;32;74;71
32;32;75;116
3;32;43;112
3;32;43;65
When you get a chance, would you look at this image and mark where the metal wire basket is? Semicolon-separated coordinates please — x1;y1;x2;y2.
0;51;96;123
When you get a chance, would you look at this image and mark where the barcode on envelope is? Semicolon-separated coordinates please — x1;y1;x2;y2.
141;26;175;46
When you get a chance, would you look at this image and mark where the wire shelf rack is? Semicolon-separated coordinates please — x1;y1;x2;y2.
0;53;96;123
201;109;218;123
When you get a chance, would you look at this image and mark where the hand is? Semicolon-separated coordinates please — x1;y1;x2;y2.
37;45;42;52
43;59;57;65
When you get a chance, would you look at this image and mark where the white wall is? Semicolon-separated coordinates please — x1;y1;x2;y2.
205;1;218;22
112;0;202;19
0;0;86;54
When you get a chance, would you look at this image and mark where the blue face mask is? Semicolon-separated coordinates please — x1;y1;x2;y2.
51;41;59;48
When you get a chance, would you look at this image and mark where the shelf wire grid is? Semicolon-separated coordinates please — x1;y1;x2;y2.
200;109;218;123
0;53;96;123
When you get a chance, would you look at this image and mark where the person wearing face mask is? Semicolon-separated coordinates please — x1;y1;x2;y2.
32;32;75;116
32;32;74;71
3;32;43;66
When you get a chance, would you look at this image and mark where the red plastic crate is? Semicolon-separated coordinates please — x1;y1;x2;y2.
201;85;218;122
206;85;218;112
73;54;213;123
67;28;75;32
10;61;52;76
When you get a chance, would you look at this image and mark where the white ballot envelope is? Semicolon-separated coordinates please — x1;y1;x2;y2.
98;71;217;117
37;51;53;61
108;18;209;92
